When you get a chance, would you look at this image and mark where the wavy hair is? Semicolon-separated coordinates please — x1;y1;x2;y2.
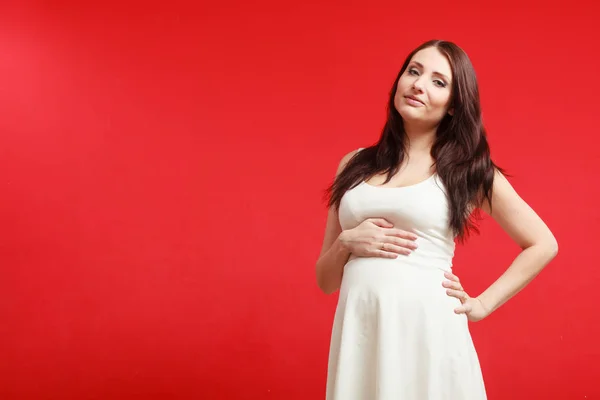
325;39;508;242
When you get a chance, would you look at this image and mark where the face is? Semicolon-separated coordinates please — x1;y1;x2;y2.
394;46;454;128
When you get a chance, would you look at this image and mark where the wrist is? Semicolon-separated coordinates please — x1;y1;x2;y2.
475;295;493;316
337;230;351;251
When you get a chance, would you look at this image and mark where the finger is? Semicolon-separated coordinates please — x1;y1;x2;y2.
454;302;473;314
388;237;419;250
446;289;469;302
370;218;394;228
386;229;418;241
375;242;403;257
379;242;411;256
443;271;460;282
442;280;463;290
375;250;399;259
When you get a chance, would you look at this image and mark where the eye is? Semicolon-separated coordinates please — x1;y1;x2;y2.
434;79;448;88
408;68;419;76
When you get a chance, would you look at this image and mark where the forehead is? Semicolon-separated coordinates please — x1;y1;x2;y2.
409;47;452;78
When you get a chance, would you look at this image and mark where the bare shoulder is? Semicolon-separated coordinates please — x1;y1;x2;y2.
335;148;361;176
317;148;362;258
481;168;558;250
480;168;518;214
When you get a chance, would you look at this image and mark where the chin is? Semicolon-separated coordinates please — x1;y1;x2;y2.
397;104;425;121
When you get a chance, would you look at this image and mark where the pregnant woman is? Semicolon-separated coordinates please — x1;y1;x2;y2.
315;39;558;400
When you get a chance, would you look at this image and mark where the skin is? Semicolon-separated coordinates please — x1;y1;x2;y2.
395;46;454;150
315;47;558;322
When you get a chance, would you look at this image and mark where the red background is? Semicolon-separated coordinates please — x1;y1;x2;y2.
1;1;598;399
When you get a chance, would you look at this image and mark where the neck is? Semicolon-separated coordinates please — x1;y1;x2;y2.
403;122;437;154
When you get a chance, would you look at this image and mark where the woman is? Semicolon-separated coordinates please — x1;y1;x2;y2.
315;40;558;399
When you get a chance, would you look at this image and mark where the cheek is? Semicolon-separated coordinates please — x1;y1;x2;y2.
394;78;413;103
394;83;406;103
396;76;411;93
429;91;451;110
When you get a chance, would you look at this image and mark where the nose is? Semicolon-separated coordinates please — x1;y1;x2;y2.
412;78;425;93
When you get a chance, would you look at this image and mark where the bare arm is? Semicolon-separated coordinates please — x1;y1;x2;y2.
476;169;559;315
315;150;358;295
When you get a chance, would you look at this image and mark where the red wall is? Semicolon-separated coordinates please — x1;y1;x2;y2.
1;1;598;399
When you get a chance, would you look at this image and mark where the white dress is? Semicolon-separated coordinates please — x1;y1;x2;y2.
325;161;487;399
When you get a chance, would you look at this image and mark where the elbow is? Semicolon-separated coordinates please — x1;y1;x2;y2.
321;287;339;296
316;276;338;295
549;238;559;258
321;284;339;296
524;235;558;263
315;268;340;295
543;235;559;260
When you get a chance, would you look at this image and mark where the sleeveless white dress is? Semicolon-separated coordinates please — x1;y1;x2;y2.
325;156;487;399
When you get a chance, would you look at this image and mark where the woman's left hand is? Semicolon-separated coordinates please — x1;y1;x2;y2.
443;271;490;322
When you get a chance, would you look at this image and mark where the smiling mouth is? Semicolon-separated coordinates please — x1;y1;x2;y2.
405;96;425;106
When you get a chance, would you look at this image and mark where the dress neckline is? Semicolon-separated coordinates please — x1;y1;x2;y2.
361;173;437;190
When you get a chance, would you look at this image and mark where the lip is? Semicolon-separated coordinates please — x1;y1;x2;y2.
404;95;425;106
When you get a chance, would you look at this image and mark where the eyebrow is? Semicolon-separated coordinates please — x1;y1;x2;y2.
410;61;451;83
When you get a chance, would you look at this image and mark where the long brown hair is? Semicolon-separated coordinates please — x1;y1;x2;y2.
325;39;507;242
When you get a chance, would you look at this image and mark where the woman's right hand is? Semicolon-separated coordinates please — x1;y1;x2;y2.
338;218;419;258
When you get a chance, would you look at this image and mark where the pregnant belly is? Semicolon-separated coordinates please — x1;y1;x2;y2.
340;256;462;314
